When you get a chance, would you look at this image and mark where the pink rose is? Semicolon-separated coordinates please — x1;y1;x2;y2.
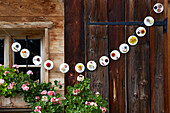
4;71;10;76
41;90;47;95
35;106;41;110
12;64;19;69
12;82;16;85
35;96;40;100
21;84;29;91
27;70;33;75
57;82;61;85
0;79;4;85
0;64;2;66
47;91;55;96
50;97;59;104
100;107;106;113
7;83;13;89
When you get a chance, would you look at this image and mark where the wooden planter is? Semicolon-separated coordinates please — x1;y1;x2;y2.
0;94;30;108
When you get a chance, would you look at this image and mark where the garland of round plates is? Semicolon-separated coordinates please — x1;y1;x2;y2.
11;3;163;73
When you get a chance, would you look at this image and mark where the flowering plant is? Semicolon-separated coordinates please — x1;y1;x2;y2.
0;65;31;97
64;75;108;113
30;81;66;113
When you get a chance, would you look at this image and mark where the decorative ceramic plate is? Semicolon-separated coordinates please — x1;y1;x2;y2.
153;3;164;13
119;43;129;54
33;56;42;65
144;16;154;26
99;56;109;66
87;61;97;71
20;49;30;58
136;27;146;37
44;60;54;70
128;35;138;46
12;42;21;52
59;63;69;73
75;63;85;73
110;50;120;60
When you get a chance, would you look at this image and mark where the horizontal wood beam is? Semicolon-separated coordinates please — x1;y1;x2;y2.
0;22;53;29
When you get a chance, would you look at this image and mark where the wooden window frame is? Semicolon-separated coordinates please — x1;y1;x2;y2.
0;22;53;83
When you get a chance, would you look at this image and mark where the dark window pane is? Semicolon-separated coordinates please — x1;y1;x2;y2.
19;67;40;81
14;39;41;65
0;39;4;65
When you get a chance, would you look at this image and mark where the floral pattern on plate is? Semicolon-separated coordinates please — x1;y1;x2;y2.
119;43;129;54
110;50;120;60
59;63;69;73
153;3;164;13
99;56;109;66
33;56;42;65
87;61;97;71
136;27;146;37
44;60;54;70
20;49;30;58
144;16;154;26
128;35;138;46
75;63;85;73
12;42;21;52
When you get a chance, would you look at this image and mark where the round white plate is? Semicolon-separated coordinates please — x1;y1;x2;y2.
75;63;85;73
44;60;54;70
33;56;42;65
59;63;69;73
110;50;120;60
144;16;154;26
12;42;21;52
153;3;164;13
99;56;109;66
119;43;129;54
87;61;97;71
136;27;146;37
20;49;30;58
128;35;138;46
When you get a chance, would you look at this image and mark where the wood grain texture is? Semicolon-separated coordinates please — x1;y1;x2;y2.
65;0;85;87
125;0;151;113
150;0;165;113
107;0;125;113
85;0;109;107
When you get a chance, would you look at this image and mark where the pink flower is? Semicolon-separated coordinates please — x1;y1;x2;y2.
73;90;78;95
35;106;41;110
7;83;13;89
27;70;33;75
100;107;106;113
50;97;59;104
34;109;41;113
12;64;19;69
48;91;55;96
0;64;2;66
57;82;61;85
42;96;48;101
21;84;29;91
4;71;10;76
85;101;90;105
64;97;66;100
35;96;40;100
0;79;4;85
12;82;16;85
41;90;47;95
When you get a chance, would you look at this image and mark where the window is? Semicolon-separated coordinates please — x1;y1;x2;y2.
14;39;41;81
0;39;4;65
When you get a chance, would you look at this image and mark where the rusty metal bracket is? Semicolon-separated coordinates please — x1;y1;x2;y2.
88;18;168;33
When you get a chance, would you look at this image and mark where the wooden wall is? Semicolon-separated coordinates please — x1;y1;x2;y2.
0;0;65;105
65;0;168;113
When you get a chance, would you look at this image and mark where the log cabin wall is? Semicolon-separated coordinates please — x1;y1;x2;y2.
0;0;65;102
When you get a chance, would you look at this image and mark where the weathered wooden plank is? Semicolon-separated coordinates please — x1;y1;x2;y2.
65;0;85;87
85;0;109;107
125;0;151;113
150;0;164;113
0;1;64;16
0;22;53;29
107;0;125;113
